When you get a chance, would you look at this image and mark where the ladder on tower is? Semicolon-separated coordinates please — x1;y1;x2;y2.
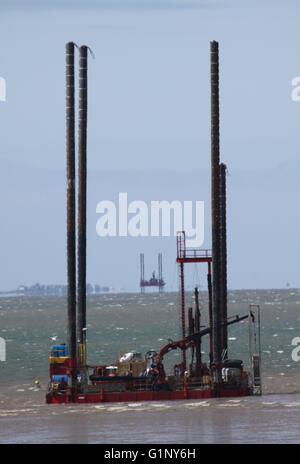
248;304;262;395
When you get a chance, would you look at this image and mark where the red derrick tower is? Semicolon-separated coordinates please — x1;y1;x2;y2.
176;231;212;372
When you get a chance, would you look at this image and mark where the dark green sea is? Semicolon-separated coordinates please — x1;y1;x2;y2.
0;289;300;444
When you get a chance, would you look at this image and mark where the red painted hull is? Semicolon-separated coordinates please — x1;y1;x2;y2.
46;387;250;404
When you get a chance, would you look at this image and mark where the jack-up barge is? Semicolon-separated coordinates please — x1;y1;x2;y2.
46;41;262;404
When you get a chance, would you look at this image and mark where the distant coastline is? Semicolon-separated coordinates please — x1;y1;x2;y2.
0;283;114;297
0;286;299;299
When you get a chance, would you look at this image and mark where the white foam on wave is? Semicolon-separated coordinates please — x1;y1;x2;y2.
216;403;241;408
0;408;36;416
0;412;19;417
185;401;210;408
106;406;130;413
283;402;300;408
150;403;171;409
63;408;81;414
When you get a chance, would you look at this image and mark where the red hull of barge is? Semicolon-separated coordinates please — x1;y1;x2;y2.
46;387;250;404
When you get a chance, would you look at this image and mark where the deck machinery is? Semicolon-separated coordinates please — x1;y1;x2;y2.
46;41;262;404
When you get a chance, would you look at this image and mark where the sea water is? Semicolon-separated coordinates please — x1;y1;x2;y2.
0;289;300;444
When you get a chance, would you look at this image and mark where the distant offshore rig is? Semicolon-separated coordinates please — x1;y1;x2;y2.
140;252;165;293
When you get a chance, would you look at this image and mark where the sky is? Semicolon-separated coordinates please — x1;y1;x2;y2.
0;0;300;291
